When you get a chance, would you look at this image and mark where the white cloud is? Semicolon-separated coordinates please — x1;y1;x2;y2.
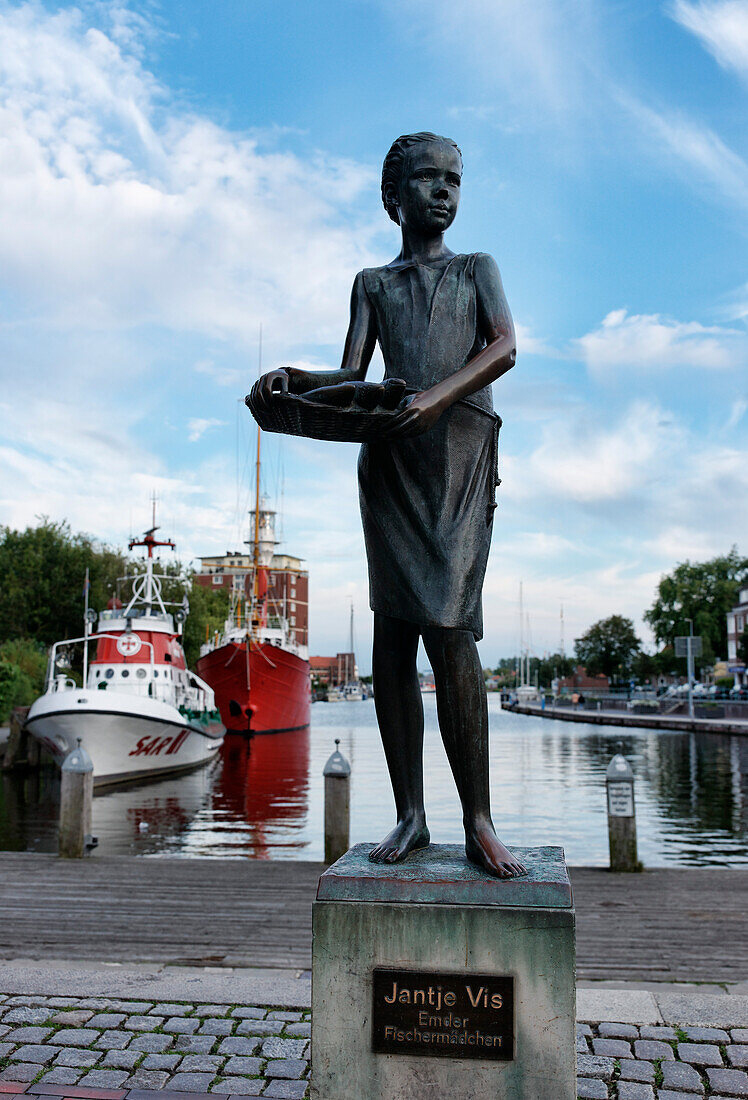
576;308;744;373
0;3;381;354
194;361;243;389
187;418;225;442
670;0;748;80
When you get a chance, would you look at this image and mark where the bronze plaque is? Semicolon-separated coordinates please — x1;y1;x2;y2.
372;968;514;1060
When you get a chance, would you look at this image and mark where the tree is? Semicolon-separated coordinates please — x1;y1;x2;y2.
0;638;48;723
644;548;748;662
183;581;229;668
574;616;641;681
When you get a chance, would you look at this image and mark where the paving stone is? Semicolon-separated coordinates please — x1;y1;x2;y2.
261;1038;308;1060
52;1027;100;1046
284;1023;310;1039
634;1039;675;1061
576;1054;616;1081
165;1017;200;1034
237;1019;284;1036
640;1026;678;1040
210;1082;264;1096
0;1025;8;1038
126;1070;171;1089
263;1082;308;1100
198;1019;233;1036
3;1008;51;1025
733;1031;748;1044
141;1054;182;1071
4;1027;52;1044
129;1033;175;1053
217;1037;262;1056
150;1004;192;1017
112;1001;153;1012
657;1093;703;1100
88;1014;126;1029
75;999;112;1010
661;1060;705;1091
173;1034;217;1054
231;1007;267;1020
94;1029;133;1049
575;1082;608;1100
265;1059;307;1079
50;1010;94;1026
179;1055;225;1073
4;997;48;1006
592;1038;632;1058
55;1048;103;1068
617;1084;654;1100
77;1068;131;1087
100;1049;142;1070
618;1060;655;1082
598;1022;639;1039
268;1012;303;1023
576;1035;590;1054
221;1056;263;1076
0;1064;44;1082
167;1072;217;1091
0;1043;13;1058
46;998;79;1008
685;1027;730;1043
196;1005;230;1017
38;1067;84;1085
678;1041;723;1065
576;1023;593;1037
706;1067;748;1096
125;1015;164;1031
728;1047;748;1068
11;1045;61;1065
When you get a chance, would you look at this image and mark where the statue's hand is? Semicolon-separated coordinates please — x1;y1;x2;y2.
383;390;445;439
250;369;289;411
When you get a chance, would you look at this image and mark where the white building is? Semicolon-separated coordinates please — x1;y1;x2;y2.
726;583;748;687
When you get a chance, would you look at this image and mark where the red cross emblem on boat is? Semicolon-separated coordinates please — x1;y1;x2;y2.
116;633;142;657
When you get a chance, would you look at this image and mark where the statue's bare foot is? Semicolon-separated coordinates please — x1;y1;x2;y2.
369;819;430;864
465;819;527;879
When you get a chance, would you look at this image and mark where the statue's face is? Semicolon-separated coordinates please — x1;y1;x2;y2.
396;141;462;233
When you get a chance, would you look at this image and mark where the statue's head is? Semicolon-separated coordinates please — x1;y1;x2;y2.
381;132;463;234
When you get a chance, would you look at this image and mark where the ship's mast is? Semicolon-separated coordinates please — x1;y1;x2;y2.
250;329;263;640
128;495;175;616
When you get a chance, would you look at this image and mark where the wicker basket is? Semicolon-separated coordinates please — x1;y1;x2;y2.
245;386;410;443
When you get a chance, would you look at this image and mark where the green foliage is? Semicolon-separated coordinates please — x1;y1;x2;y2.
643;547;748;662
574;615;641;681
0;660;36;724
0;519;128;648
716;676;734;689
184;581;229;668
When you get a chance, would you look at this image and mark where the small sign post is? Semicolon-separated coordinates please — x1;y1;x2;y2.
675;632;702;718
606;754;638;872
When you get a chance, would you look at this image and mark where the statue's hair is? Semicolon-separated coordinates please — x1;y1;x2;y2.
381;132;462;225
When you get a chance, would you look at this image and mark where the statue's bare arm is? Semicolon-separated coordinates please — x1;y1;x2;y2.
251;273;377;408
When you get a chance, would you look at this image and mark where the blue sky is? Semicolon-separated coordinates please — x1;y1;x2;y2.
0;0;746;668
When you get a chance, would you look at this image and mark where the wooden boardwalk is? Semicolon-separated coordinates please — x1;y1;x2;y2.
1;853;746;983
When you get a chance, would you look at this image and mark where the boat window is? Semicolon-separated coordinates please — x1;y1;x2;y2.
105;668;114;679
164;654;172;662
121;669;129;678
136;669;146;679
95;669;100;678
98;682;107;690
153;670;158;677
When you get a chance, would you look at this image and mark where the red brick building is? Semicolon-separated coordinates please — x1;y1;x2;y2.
556;665;609;694
309;653;357;687
194;551;309;648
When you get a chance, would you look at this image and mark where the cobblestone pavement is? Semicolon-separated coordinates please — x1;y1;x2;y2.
3;993;748;1098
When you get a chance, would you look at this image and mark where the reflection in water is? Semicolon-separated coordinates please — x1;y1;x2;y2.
0;698;746;865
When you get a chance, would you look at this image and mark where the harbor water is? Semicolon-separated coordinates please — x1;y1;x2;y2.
1;696;747;865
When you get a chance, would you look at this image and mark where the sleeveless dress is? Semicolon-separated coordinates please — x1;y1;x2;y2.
358;253;500;640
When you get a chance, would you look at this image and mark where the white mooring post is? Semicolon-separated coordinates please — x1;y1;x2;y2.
606;753;638;872
59;739;96;859
323;739;351;864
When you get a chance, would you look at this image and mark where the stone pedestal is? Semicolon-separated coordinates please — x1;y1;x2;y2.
311;844;575;1100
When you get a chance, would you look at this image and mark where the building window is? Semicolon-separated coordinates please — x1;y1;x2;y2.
290;602;296;612
290;587;296;598
290;615;296;625
212;575;222;585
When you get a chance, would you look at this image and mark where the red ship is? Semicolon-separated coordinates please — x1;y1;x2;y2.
196;435;310;735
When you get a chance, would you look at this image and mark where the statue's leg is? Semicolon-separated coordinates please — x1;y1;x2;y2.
369;613;430;863
422;627;527;879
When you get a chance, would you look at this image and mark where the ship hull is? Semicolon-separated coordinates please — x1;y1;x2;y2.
25;692;224;787
196;642;310;733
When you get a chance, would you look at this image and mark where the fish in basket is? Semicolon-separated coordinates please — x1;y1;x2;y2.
245;377;411;443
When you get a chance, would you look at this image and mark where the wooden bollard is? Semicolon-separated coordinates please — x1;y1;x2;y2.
323;738;351;865
59;739;95;859
606;753;639;872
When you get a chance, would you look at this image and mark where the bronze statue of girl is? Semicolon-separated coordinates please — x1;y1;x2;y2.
254;132;526;878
